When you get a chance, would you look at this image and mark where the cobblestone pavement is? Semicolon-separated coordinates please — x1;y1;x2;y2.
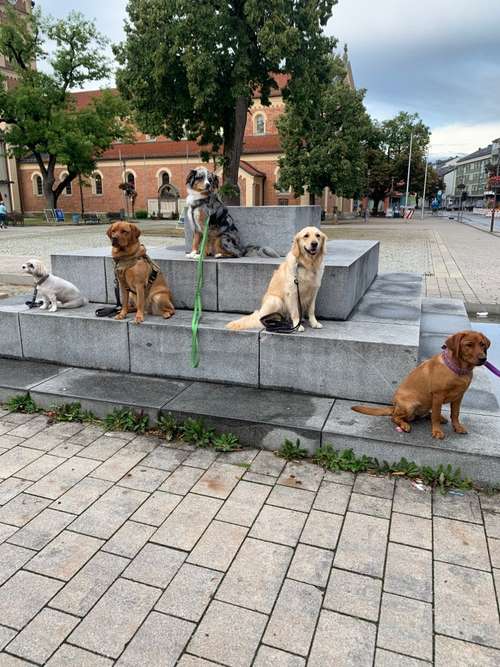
0;410;499;666
328;215;500;307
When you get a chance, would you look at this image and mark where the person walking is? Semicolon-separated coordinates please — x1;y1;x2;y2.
0;201;7;229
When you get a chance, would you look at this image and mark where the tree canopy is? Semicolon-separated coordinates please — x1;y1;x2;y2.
115;0;338;203
277;58;371;203
0;8;130;209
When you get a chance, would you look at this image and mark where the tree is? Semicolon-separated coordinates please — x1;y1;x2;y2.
0;8;131;210
115;0;337;204
366;112;431;213
276;60;371;204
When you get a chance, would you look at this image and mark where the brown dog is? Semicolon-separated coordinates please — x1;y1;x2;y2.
352;331;490;439
107;222;175;324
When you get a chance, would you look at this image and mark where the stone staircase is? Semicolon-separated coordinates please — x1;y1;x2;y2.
0;239;499;484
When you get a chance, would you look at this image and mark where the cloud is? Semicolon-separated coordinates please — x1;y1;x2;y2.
327;0;500;129
429;122;500;159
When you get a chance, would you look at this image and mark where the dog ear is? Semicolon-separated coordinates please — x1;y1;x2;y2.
106;224;115;239
130;223;141;240
291;234;300;259
186;169;197;186
481;333;491;349
444;332;466;358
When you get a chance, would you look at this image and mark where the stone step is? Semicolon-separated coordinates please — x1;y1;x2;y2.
2;359;498;484
51;239;380;320
0;272;421;403
323;399;500;486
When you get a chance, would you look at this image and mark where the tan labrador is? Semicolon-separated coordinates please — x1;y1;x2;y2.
226;226;327;331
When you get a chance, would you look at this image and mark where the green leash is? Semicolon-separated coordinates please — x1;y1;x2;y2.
191;223;210;368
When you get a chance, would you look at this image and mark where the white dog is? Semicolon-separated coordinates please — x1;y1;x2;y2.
22;259;88;312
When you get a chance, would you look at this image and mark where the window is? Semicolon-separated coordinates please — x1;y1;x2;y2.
60;173;72;195
161;172;170;186
94;173;103;195
278;198;289;206
145;134;157;142
35;175;43;196
126;172;135;187
254;113;265;135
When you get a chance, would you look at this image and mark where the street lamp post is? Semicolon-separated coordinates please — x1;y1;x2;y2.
489;139;500;233
404;131;413;217
421;153;429;220
364;168;370;223
457;183;466;222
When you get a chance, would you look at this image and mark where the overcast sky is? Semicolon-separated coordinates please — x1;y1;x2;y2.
39;0;500;159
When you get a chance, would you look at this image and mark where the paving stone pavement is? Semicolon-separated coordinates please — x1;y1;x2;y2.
0;409;499;665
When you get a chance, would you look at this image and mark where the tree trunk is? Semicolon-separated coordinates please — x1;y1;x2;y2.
372;197;380;215
43;157;58;210
309;192;316;205
222;95;248;206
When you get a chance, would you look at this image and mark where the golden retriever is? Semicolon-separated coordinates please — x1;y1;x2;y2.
352;330;490;439
107;221;175;324
226;226;327;331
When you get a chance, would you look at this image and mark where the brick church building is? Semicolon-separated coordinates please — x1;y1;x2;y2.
1;0;355;218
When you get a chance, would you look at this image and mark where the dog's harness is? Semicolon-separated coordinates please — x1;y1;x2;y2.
441;346;472;377
113;246;160;296
25;274;49;309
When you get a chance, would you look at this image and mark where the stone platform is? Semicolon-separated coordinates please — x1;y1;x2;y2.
0;273;420;404
51;240;379;320
184;204;321;256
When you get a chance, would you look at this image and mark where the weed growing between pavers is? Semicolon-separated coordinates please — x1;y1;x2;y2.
105;408;150;434
313;443;473;494
277;438;308;461
5;393;39;414
46;402;98;424
1;394;492;494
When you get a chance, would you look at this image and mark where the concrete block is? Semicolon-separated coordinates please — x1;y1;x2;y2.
163;381;334;454
0;304;22;358
19;303;130;372
31;368;189;422
322;399;500;485
0;358;69;403
259;320;419;403
129;310;259;386
52;248;108;303
218;240;379;320
184;205;321;256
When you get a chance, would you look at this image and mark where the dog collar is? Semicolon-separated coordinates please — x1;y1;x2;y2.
35;275;49;287
441;346;472;377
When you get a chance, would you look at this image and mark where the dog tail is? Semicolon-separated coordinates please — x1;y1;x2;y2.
226;311;262;330
351;405;394;416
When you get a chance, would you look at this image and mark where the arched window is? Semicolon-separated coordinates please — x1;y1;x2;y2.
34;175;43;196
254;113;265;135
94;173;103;195
161;172;170;186
126;172;135;187
60;173;72;195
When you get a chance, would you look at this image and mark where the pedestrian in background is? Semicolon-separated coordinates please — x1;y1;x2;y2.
0;201;7;229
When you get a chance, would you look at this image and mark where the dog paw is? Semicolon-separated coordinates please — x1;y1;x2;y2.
310;320;323;329
39;304;47;310
297;324;305;332
215;253;223;258
185;252;200;259
114;313;126;320
49;307;57;313
453;423;468;434
432;429;445;440
133;316;144;325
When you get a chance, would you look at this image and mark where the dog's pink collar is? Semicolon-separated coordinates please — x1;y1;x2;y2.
441;346;472;377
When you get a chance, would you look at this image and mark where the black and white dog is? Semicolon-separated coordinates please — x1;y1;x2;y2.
185;167;278;258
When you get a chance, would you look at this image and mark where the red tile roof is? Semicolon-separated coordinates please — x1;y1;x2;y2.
101;134;281;161
239;160;265;177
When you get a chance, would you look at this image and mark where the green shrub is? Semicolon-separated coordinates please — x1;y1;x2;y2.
277;438;308;461
134;209;148;219
104;408;149;433
180;418;214;447
5;394;39;414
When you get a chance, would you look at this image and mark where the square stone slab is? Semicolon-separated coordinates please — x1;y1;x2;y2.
31;367;189;421
163;381;334;455
0;358;69;400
